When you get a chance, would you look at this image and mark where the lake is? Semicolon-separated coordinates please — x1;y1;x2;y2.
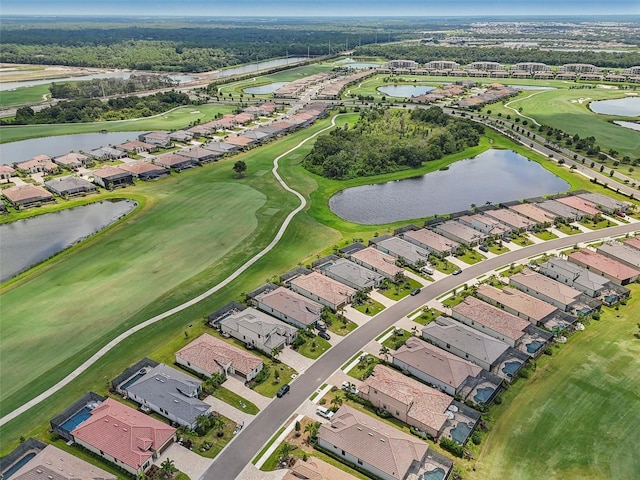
614;120;640;132
244;82;289;94
0;200;137;282
214;57;308;78
377;85;435;98
0;131;146;164
328;149;570;224
589;97;640;116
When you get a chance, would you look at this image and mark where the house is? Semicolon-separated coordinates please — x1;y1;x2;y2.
482;208;536;231
370;235;431;267
254;286;322;328
359;365;454;439
53;152;90;169
597;241;640;269
2;184;54;208
9;444;117;480
508;203;557;225
92;166;134;189
139;131;171;147
45;176;97;197
49;392;107;441
204;142;239;154
284;457;360;480
241;130;270;144
476;283;558;324
117;140;158;154
317;405;432;480
15;155;59;174
536;199;585;222
71;398;175;475
350;246;404;280
452;295;529;346
218;307;298;355
225;135;254;148
568;249;640;286
576;192;631;214
119;161;170;180
233;113;254;125
624;236;640;251
0;165;15;181
289;271;356;311
556;196;600;217
179;147;223;164
154;153;197;171
169;130;194;143
321;258;384;290
538;257;617;297
87;147;126;161
457;214;510;237
176;333;263;382
122;363;210;429
433;221;486;247
401;228;460;257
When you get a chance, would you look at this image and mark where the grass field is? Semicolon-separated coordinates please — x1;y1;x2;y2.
467;286;640;480
0;84;51;107
0;103;235;143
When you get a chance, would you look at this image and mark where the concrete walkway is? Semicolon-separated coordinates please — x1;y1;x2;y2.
369;290;396;308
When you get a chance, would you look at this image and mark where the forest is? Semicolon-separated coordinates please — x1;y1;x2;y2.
5;91;191;125
303;106;484;180
49;75;179;99
353;44;640;68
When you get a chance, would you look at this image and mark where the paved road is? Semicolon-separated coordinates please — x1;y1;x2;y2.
205;222;639;480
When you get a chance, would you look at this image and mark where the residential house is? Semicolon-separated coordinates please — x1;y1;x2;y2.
181;146;223;164
457;214;510;237
359;365;454;439
254;286;322;328
538;257;618;297
269;120;296;133
370;235;431;267
284;458;359;480
117;140;158;154
218;307;298;355
476;284;558;324
568;249;640;286
556;196;600;218
71;398;175;475
176;333;263;382
9;444;117;480
2;184;54;208
624;236;640;251
289;271;356;311
233;112;254;125
321;258;384;291
204;142;239;154
401;228;460;257
597;241;640;269
317;405;432;480
92;166;134;189
536;200;585;222
15;155;59;174
45;176;97;197
225;135;254;148
241;130;270;144
169;130;194;143
87;147;126;161
0;165;15;181
122;363;210;429
53;152;90;170
119;161;170;180
433;221;486;247
577;192;630;214
139;131;171;147
508;203;557;225
154;153;197;171
350;246;404;280
482;208;536;231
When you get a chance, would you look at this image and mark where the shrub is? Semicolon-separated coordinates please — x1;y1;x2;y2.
471;431;482;445
493;395;503;405
592;311;601;321
440;437;465;457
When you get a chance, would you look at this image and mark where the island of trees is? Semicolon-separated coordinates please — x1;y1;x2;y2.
304;106;484;179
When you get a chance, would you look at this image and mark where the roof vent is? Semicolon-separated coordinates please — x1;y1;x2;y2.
114;424;119;427
36;470;43;474
104;419;109;422
357;427;362;431
123;428;128;432
380;438;385;442
368;432;373;436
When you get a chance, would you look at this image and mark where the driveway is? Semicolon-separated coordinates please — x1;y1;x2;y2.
222;376;271;410
203;395;255;426
154;442;212;480
278;346;314;373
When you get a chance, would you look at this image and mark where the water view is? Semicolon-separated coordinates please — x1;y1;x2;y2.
614;120;640;131
0;200;137;282
243;81;289;94
328;149;570;224
214;57;308;78
588;97;640;116
0;131;146;164
377;85;436;97
0;72;193;91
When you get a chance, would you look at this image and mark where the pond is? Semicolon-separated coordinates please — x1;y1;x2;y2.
588;97;640;116
243;82;289;94
0;199;137;282
328;149;570;225
0;131;146;164
214;57;308;78
614;120;640;132
377;85;435;98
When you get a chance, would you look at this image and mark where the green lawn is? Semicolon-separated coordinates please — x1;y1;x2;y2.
379;277;423;300
381;329;411;350
499;264;526;278
296;335;331;359
556;223;582;235
456;249;487;265
212;386;260;415
353;298;386;316
511;234;534;247
326;317;358;336
180;414;237;459
252;361;298;398
533;230;559;240
468;286;640;480
488;243;511;254
346;355;379;380
412;307;443;326
0;84;51;108
430;256;459;274
580;217;617;230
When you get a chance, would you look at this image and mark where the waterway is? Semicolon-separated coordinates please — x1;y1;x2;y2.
377;85;436;98
244;82;289;94
214;57;308;78
0;199;137;282
0;131;146;164
614;120;640;131
589;97;640;116
328;149;570;224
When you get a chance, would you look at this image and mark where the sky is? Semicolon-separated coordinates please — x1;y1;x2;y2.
1;0;638;17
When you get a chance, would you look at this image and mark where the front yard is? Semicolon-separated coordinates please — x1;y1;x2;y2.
177;413;237;459
379;277;423;300
488;243;510;255
251;360;298;397
323;310;358;336
346;355;379;380
511;234;534;247
381;329;412;350
211;386;259;415
532;229;559;240
353;298;386;316
296;335;331;359
555;223;582;235
580;216;615;230
456;249;487;265
412;307;443;326
430;256;459;274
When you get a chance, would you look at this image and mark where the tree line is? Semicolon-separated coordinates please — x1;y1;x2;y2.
303;106;484;180
49;75;179;99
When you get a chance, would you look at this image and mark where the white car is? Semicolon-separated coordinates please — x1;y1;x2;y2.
316;406;334;419
341;381;359;395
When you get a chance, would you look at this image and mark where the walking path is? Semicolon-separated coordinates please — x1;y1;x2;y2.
0;114;344;427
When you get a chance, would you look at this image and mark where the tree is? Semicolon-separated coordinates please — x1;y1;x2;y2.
379;345;390;361
330;393;344;410
210;415;226;436
295;420;301;437
271;346;282;361
278;442;296;464
233;160;247;178
304;421;321;443
160;459;176;479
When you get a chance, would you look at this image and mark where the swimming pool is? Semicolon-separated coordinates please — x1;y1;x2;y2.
502;361;521;377
526;340;544;354
604;294;619;305
59;406;92;433
120;369;148;391
473;386;495;404
2;452;36;479
450;422;471;445
422;467;446;480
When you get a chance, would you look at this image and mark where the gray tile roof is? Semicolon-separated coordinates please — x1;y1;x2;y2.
323;258;384;290
375;237;430;265
538;257;611;294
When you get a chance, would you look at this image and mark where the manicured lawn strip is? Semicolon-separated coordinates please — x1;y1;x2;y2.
488;243;511;254
379;277;423;300
413;307;443;326
346;355;379;380
353;298;385;316
532;230;559;240
296;336;331;359
556;223;582;235
579;217;617;230
184;414;237;459
511;234;534;247
253;361;298;398
381;329;411;350
252;424;287;465
375;327;394;342
0;103;236;143
326;317;358;336
467;286;640;480
499;264;526;277
456;249;487;265
341;351;364;371
212;386;260;415
0;84;51;108
51;436;133;480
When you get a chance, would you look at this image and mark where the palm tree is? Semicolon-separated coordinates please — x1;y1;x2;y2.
304;421;321;443
271;346;282;362
160;459;176;479
278;442;296;464
210;415;226;436
330;394;343;410
379;345;390;361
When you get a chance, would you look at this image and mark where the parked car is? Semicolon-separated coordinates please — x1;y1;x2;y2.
410;288;421;296
316;406;334;419
276;384;290;398
341;381;359;395
318;331;331;341
315;320;327;332
479;245;489;252
452;269;462;275
420;266;435;275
